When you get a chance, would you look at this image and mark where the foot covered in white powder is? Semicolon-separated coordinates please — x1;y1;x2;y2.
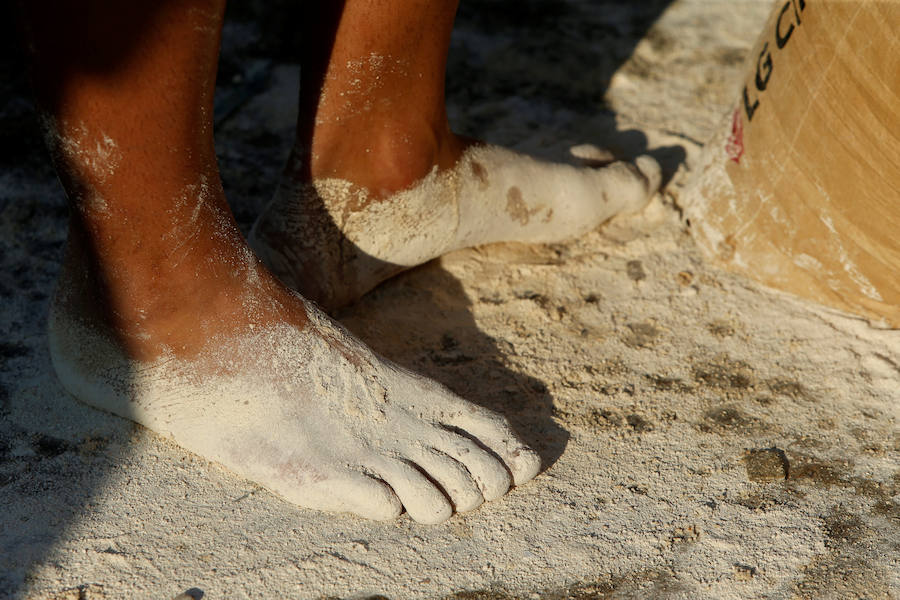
250;141;661;310
32;0;545;526
50;240;541;524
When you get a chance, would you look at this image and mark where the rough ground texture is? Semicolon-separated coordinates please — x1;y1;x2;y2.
1;1;898;598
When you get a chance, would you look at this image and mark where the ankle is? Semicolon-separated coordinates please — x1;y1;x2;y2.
55;227;298;362
305;118;467;198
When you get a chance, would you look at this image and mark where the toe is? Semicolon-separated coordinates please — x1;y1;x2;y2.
635;154;662;196
441;405;541;488
569;143;617;167
428;430;511;501
368;457;454;524
286;470;403;521
406;446;484;513
600;156;660;214
507;444;541;486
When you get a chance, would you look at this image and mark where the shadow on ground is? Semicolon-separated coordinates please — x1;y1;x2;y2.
445;0;686;185
0;6;143;594
338;261;569;471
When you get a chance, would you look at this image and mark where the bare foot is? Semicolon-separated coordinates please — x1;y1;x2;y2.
49;237;540;523
250;141;661;310
25;0;540;526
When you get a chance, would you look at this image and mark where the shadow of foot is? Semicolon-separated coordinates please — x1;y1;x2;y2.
337;259;569;472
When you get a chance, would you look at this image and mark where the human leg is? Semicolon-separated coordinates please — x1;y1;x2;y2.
20;0;539;523
250;0;661;310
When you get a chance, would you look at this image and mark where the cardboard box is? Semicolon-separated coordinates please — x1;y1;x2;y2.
681;0;900;327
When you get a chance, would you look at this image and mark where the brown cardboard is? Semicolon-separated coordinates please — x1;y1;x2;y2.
682;0;900;327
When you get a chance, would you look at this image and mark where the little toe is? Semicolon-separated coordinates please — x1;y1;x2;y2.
442;406;541;487
368;457;454;524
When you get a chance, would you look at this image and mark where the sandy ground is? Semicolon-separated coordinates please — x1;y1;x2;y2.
1;1;898;598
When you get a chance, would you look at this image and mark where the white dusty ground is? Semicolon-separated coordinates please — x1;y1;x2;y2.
1;1;898;598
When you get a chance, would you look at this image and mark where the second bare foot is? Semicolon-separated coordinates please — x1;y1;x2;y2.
251;139;661;310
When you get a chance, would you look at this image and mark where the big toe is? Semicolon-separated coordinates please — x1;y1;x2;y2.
282;470;403;521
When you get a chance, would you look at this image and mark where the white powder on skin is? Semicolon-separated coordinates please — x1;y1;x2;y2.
38;115;123;216
34;119;547;523
250;144;661;310
316;53;412;127
47;281;540;524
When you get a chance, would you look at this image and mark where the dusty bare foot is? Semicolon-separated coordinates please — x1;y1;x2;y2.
27;0;539;526
250;140;660;310
49;216;539;525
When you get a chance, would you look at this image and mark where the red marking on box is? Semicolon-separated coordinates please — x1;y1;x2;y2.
726;108;745;164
